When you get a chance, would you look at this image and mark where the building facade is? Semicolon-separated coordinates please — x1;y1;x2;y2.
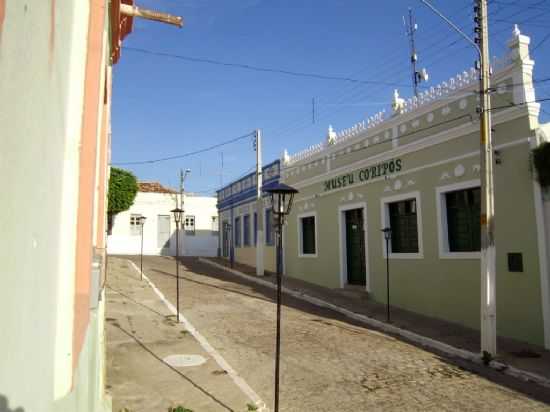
0;1;130;410
108;182;219;257
280;28;550;349
217;161;281;273
0;1;180;410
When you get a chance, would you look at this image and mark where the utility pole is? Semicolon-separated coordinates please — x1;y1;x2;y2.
476;0;497;358
180;169;184;210
420;0;496;357
406;8;419;97
254;129;265;276
179;169;191;257
405;8;428;97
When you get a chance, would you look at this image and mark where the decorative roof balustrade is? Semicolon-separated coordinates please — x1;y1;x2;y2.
285;51;513;167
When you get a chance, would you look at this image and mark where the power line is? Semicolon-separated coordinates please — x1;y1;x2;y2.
489;96;550;111
111;131;254;165
266;2;514;141
491;0;550;12
123;46;414;88
532;31;550;52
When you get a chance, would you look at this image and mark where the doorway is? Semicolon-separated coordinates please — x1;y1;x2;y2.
157;215;171;250
345;208;366;285
222;221;229;257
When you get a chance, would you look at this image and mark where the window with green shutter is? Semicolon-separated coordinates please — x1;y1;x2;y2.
243;214;251;246
446;187;481;252
300;216;316;255
234;217;241;247
389;199;418;253
265;210;274;246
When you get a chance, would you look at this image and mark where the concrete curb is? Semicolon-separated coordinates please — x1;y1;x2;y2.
128;259;270;412
199;257;550;390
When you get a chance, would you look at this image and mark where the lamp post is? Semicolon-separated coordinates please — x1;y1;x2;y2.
381;227;392;323
264;182;298;412
171;207;184;322
139;216;147;281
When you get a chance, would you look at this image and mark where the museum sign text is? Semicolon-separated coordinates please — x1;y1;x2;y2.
323;159;402;192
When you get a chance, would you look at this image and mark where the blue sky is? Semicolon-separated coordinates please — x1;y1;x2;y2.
111;0;550;194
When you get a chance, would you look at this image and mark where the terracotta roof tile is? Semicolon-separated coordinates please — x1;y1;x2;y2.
138;182;178;194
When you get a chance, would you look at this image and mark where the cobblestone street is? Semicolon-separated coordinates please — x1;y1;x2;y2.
108;256;550;411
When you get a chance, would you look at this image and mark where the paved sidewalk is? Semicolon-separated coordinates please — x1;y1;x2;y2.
105;257;261;412
205;257;550;383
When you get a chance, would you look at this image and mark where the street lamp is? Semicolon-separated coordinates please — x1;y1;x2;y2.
381;227;392;323
171;207;184;322
264;182;298;412
139;216;147;281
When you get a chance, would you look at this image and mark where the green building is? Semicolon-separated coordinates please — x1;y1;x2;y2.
280;27;550;348
215;27;550;349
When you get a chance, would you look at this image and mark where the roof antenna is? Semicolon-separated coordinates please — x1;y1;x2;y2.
404;8;429;97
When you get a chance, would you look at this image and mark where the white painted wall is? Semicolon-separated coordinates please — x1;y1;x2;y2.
0;1;91;410
107;192;219;257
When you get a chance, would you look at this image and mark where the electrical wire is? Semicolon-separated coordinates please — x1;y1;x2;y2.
123;46;413;88
111;131;255;165
532;31;550;52
489;96;550;111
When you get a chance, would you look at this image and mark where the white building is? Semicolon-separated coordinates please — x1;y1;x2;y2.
108;182;219;257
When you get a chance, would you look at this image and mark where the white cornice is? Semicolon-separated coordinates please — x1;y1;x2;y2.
287;106;530;190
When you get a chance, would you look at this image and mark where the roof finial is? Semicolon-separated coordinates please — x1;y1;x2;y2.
392;89;405;115
327;125;337;145
282;149;290;164
513;24;521;38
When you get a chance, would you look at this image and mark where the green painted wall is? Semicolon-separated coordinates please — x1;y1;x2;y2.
283;103;545;346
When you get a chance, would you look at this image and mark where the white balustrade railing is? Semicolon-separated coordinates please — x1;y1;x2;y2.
286;52;514;166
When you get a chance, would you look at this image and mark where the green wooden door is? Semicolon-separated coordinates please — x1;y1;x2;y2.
345;209;366;285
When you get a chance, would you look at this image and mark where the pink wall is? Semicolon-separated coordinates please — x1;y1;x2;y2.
72;0;106;371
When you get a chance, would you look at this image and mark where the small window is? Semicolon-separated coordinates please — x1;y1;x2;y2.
299;214;317;256
265;210;274;246
130;214;143;236
235;217;241;247
184;215;195;235
446;187;480;252
243;214;251;246
388;199;418;253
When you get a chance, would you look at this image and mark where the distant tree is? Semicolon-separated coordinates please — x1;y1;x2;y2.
107;167;138;233
533;142;550;188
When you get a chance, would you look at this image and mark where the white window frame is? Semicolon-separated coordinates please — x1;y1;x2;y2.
130;214;143;236
184;215;196;236
297;211;318;258
380;191;423;259
436;179;481;259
